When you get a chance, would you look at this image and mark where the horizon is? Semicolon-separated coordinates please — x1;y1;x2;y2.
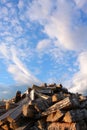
0;0;87;99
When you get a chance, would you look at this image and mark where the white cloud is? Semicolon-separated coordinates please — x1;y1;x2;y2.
0;44;10;59
2;90;9;94
37;39;51;51
27;0;87;96
44;3;87;51
74;0;87;13
69;52;87;95
74;0;86;6
0;0;87;97
27;0;51;22
27;0;87;51
78;52;87;74
18;0;24;9
36;38;67;65
0;44;41;86
0;6;8;17
8;64;39;85
4;36;14;42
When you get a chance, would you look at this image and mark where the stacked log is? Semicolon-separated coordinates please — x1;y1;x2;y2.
0;83;87;130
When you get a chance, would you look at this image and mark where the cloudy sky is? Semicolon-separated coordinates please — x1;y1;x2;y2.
0;0;87;99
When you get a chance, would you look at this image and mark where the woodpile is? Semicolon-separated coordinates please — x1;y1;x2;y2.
0;83;87;130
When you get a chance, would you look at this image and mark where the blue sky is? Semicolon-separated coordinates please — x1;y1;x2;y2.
0;0;87;99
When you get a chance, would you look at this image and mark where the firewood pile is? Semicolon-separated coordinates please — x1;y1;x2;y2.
0;83;87;130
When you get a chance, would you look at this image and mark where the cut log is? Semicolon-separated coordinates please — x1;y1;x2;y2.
79;95;87;102
48;84;63;93
7;105;23;123
63;93;71;98
34;98;47;112
23;124;35;130
5;102;10;110
15;121;35;130
56;84;63;89
36;117;46;130
42;97;79;115
0;107;16;126
52;92;64;103
0;101;6;109
6;102;18;110
34;97;52;112
78;120;87;130
32;84;52;95
22;103;38;118
47;83;56;88
46;110;64;122
80;100;87;108
61;87;68;93
0;97;30;128
0;127;4;130
22;104;34;118
0;82;87;130
34;90;50;99
0;121;11;130
0;109;7;116
40;83;47;87
63;108;87;123
47;122;80;130
1;124;9;130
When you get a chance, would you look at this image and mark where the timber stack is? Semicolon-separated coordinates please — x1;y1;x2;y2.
0;83;87;130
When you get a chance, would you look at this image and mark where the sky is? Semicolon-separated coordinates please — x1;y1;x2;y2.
0;0;87;99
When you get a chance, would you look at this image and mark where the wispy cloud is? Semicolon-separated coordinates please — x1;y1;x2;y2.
26;0;87;95
0;0;87;97
0;1;41;88
0;44;41;86
69;51;87;95
37;39;51;51
74;0;87;13
27;0;87;51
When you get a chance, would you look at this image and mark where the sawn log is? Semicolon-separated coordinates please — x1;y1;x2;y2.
42;97;79;116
